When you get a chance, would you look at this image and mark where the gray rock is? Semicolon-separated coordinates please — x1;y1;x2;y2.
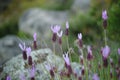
0;35;22;66
19;8;69;39
71;0;90;13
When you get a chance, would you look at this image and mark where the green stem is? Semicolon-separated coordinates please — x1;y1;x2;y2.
53;42;55;54
66;36;69;50
104;29;107;46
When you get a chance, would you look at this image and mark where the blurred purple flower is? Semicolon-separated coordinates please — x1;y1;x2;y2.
102;10;108;20
26;47;32;57
45;63;54;78
92;73;100;80
102;45;110;59
19;42;27;60
118;48;120;55
78;33;82;40
51;25;61;42
87;46;93;60
51;25;61;33
102;45;110;67
78;33;83;48
65;21;69;35
63;52;70;66
29;64;36;79
19;42;26;51
33;33;37;41
66;21;69;29
6;75;11;80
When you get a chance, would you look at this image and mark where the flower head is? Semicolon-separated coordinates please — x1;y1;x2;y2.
102;45;110;59
30;64;36;78
26;47;32;57
51;25;61;33
78;33;82;40
118;48;120;55
57;30;63;38
92;73;100;80
63;52;70;66
102;10;108;20
66;21;69;29
33;33;37;41
19;42;26;51
6;75;11;80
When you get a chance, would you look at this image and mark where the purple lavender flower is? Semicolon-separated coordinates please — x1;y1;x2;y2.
63;52;70;66
78;33;83;48
65;21;69;36
29;64;36;80
51;25;61;42
19;42;27;60
45;64;54;78
92;73;100;80
26;47;32;65
33;33;37;49
81;66;85;76
102;45;110;59
102;10;108;29
6;75;11;80
102;45;110;67
63;52;72;75
19;73;26;80
57;30;63;45
87;46;93;60
102;10;108;20
118;48;120;55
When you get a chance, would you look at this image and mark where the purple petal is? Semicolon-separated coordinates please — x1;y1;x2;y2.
6;75;11;80
102;10;108;20
118;48;120;55
78;33;82;40
92;73;100;80
63;52;70;65
33;33;37;41
57;30;63;37
66;21;69;29
102;45;110;58
26;47;31;56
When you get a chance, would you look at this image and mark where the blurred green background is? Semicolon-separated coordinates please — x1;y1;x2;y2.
0;0;120;43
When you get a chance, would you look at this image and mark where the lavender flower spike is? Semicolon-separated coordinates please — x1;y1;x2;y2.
102;10;108;20
26;47;32;57
102;45;110;59
118;48;120;55
6;75;11;80
45;64;54;78
92;73;100;80
78;33;82;40
30;64;36;80
51;25;61;33
33;33;37;41
66;21;69;29
19;42;27;60
63;52;70;66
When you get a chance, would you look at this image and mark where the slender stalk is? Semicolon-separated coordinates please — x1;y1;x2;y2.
66;36;69;50
60;45;63;55
104;29;107;46
53;42;55;54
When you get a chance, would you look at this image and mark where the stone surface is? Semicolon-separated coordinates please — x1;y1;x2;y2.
71;0;90;13
19;8;69;39
0;48;82;80
0;35;21;66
